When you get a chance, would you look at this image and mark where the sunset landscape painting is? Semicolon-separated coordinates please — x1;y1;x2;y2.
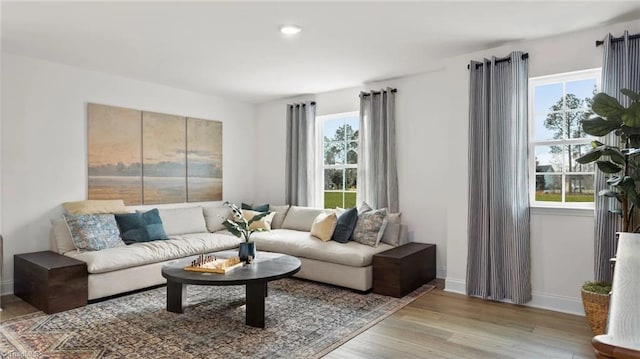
142;111;187;204
87;103;143;205
187;117;223;202
88;103;223;205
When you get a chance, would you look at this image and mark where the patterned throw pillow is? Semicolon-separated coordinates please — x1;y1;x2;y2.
352;208;388;247
64;214;124;251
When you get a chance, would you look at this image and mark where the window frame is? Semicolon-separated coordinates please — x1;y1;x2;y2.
315;111;359;209
528;68;601;209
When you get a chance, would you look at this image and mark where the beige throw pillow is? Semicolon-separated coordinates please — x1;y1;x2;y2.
310;212;338;242
243;210;276;231
63;200;127;214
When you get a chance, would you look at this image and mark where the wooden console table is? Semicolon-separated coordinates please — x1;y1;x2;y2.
372;243;436;297
14;251;87;313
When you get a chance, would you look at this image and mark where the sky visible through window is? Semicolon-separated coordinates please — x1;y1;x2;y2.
534;78;597;167
324;116;358;142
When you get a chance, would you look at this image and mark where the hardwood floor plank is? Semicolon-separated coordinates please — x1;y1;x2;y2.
329;281;593;358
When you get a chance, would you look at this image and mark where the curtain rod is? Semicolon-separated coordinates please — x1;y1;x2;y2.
360;88;398;97
596;33;640;47
288;101;316;107
466;53;529;70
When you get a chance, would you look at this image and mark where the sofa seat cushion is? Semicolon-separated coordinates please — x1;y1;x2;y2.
251;229;393;267
65;232;241;274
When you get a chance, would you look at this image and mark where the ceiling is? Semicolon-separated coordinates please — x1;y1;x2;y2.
3;1;640;104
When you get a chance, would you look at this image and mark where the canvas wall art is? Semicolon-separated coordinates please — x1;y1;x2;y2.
87;103;223;205
87;104;143;205
187;117;223;202
142;111;187;204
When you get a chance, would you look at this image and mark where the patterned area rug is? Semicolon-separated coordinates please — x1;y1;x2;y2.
1;279;433;358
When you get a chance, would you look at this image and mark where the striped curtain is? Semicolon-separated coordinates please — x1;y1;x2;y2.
285;102;317;206
358;89;399;213
594;31;640;283
466;52;531;304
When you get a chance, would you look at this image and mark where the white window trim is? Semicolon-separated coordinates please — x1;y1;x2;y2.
316;111;359;208
528;68;601;210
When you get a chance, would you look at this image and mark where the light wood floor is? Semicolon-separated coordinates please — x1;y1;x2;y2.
0;280;594;358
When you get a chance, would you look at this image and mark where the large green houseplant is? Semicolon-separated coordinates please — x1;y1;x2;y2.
576;88;640;335
577;88;640;232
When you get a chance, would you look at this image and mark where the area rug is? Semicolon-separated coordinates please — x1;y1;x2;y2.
0;279;433;359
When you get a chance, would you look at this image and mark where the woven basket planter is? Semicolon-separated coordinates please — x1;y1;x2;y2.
581;288;610;336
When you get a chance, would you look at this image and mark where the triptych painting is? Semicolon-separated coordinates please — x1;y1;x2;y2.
87;103;223;205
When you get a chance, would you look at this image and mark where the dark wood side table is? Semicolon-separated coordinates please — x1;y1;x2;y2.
14;251;88;313
373;242;436;297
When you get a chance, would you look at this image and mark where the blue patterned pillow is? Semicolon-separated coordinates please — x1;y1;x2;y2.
64;214;124;251
352;208;388;247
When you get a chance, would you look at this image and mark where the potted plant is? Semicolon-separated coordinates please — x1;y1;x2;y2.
576;88;640;335
220;201;271;262
580;281;612;335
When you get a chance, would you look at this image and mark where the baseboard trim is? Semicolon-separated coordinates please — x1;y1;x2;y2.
443;278;584;316
1;279;14;296
528;292;585;316
444;278;466;294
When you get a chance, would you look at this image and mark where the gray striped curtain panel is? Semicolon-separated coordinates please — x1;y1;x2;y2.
594;31;640;283
285;102;316;206
466;52;532;304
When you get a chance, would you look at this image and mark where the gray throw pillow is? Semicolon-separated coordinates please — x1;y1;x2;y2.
332;207;358;243
381;212;402;246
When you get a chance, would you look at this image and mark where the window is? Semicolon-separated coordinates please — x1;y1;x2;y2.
529;69;601;206
317;112;359;209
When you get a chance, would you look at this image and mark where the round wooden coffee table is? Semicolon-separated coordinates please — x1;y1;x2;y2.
161;250;301;328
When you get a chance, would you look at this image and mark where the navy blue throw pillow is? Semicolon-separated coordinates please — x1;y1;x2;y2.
115;208;168;244
242;203;270;212
332;207;359;243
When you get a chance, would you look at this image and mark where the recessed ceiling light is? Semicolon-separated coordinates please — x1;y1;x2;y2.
280;25;302;35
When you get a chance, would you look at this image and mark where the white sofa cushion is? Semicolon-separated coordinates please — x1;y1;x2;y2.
156;207;207;236
281;206;329;232
270;205;290;229
65;232;241;274
202;206;233;232
251;229;393;267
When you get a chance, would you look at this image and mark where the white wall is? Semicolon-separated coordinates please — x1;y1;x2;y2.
0;53;257;294
255;69;451;279
255;19;640;315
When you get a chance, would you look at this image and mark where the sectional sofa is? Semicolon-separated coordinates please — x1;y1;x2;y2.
50;204;407;300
